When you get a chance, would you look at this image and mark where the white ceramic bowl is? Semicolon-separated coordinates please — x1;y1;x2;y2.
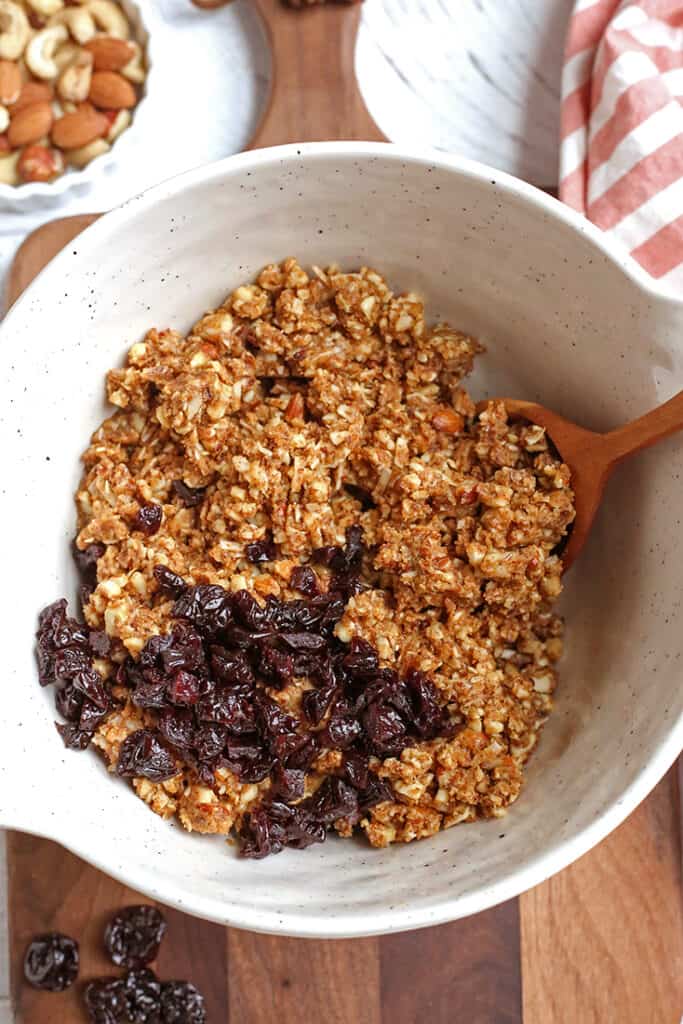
1;143;682;938
0;0;151;205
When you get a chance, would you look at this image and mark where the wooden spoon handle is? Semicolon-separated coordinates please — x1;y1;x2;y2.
248;0;385;148
604;388;683;464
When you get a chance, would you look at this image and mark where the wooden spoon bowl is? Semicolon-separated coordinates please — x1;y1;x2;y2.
479;393;683;571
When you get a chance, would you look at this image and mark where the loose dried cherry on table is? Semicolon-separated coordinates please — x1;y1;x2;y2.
23;932;79;991
159;981;206;1024
84;978;128;1024
124;968;162;1024
104;905;167;970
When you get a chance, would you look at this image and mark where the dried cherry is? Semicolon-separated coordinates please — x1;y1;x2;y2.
83;978;127;1024
159;981;206;1024
23;932;79;991
124;968;162;1024
104;905;167;969
116;731;179;783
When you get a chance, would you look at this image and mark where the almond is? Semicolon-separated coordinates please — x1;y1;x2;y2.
0;134;10;154
17;143;64;183
88;70;136;110
51;102;109;149
431;407;464;435
0;61;21;106
285;392;305;422
7;102;53;148
9;81;54;115
84;36;136;72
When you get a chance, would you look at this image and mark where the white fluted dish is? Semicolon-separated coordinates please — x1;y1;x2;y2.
0;0;151;206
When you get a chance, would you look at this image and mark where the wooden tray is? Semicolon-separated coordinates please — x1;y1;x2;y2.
5;2;683;1020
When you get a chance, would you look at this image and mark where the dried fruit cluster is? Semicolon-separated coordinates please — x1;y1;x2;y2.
23;906;207;1023
38;527;452;857
0;0;146;185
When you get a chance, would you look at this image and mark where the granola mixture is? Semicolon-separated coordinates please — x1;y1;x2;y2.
37;258;575;856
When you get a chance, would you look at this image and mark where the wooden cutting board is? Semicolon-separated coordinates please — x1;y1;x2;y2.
5;2;683;1021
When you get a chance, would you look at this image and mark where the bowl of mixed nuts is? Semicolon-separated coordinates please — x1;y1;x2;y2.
0;0;149;196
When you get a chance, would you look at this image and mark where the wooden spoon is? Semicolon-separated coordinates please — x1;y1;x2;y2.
481;395;683;572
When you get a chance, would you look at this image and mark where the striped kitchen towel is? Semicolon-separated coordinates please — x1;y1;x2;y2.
560;0;683;291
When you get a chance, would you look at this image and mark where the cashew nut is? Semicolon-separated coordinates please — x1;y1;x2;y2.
66;135;108;167
25;24;68;79
0;102;7;132
57;48;92;102
53;39;79;72
0;2;30;61
0;149;19;184
87;0;129;39
26;0;65;18
106;105;129;142
120;40;144;83
48;6;95;44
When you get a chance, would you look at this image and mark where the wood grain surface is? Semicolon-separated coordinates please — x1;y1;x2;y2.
521;767;683;1024
8;769;681;1022
380;904;522;1024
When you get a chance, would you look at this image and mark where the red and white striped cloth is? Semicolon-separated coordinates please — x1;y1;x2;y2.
560;0;683;291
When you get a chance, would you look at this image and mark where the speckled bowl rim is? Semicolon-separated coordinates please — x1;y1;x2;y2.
0;0;152;204
5;141;683;937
